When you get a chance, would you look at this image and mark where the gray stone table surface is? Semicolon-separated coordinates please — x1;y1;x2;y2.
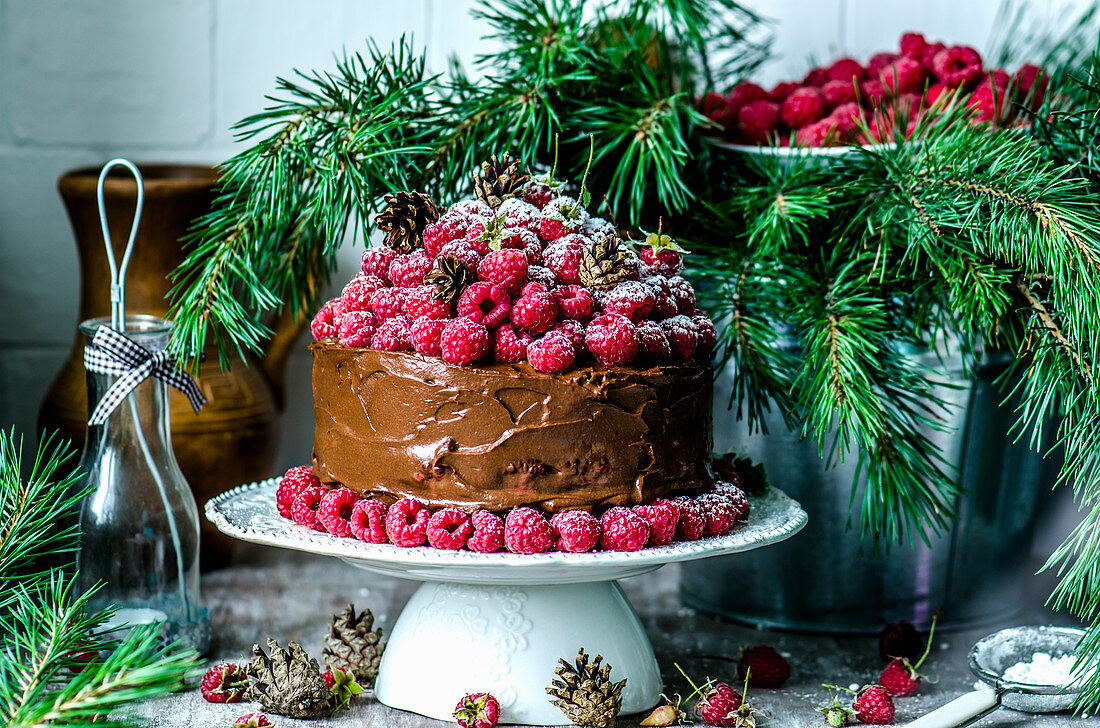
141;545;1100;727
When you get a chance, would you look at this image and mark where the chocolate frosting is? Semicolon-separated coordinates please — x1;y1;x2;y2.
310;342;713;512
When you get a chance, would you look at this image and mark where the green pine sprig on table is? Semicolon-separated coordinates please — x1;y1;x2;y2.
0;430;197;727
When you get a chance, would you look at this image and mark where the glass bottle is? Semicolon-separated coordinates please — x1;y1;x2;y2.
76;314;210;653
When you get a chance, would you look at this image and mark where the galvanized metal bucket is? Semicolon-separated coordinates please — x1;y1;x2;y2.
681;351;1059;632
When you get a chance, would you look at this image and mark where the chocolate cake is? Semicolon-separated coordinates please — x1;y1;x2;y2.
310;343;714;512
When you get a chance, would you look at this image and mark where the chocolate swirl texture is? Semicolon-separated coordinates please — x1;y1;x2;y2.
310;342;713;512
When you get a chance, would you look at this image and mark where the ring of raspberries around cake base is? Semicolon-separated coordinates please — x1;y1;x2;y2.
276;462;751;553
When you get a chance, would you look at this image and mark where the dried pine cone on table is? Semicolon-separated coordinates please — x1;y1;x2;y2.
473;152;530;209
245;639;331;719
376;191;440;252
322;603;386;688
546;648;626;727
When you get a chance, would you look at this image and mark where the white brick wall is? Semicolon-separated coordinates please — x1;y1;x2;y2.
0;0;1087;471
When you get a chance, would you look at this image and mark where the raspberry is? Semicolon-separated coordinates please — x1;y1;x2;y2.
526;264;556;288
360;247;397;281
454;692;501;728
499;196;540;225
410;316;448;357
645;276;678;319
737;100;780;143
582;217;617;245
702;91;735;128
527;331;575;373
585;313;639;366
671;496;706;541
438;239;483;270
795;118;840;147
769;81;799;101
290;485;326;530
1013;63;1048;108
667;276;696;314
450;199;492;219
403;284;449;321
781;89;827;128
932;45;983;88
900;32;929;58
826;57;865;83
465;214;504;255
918;42;947;72
968;82;1009;123
349;498;387;543
545;510;599;552
599;506;650;551
385;497;430;547
867;52;900;76
232;713;274;728
880;657;922;697
879;56;926;94
635;320;671;362
713;481;749;521
699;684;744;726
423;213;468;257
633;498;679;546
859;79;888;107
803;66;829;86
387;250;432;288
200;663;248;703
830;102;865;137
440;317;490;365
492;323;532;363
599;280;656;323
338;309;378;348
692;313;718;356
987;69;1010;89
477;248;529;295
503;506;555;554
852;686;895;725
371;315;411;351
457;282;511;329
726;81;768;117
539;196;588;242
638;245;683;277
341;273;386;312
370;286;409;321
543;238;585;284
468;509;505;552
550;319;585;355
737;645;790;688
553;284;595;322
426;507;473;550
511;287;559;335
519;179;556;210
277;465;320;519
311;298;343;340
318;487;360;538
697;492;739;536
879;620;924;661
661;314;700;360
821;79;858;109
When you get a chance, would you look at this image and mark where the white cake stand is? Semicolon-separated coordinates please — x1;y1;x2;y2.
206;480;806;725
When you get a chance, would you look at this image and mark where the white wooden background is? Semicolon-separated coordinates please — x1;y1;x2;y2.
0;0;1087;481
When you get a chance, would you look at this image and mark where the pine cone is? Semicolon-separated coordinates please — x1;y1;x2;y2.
424;255;475;308
244;639;331;719
376;191;440;252
579;237;634;290
322;604;386;688
472;153;530;209
546;649;626;728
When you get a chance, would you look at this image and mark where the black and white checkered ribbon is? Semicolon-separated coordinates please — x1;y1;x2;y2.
83;326;206;425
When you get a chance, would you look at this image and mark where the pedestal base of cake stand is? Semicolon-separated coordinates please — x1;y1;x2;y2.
357;575;661;724
205;480;808;726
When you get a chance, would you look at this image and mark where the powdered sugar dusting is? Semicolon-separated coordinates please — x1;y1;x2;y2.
1003;652;1079;687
